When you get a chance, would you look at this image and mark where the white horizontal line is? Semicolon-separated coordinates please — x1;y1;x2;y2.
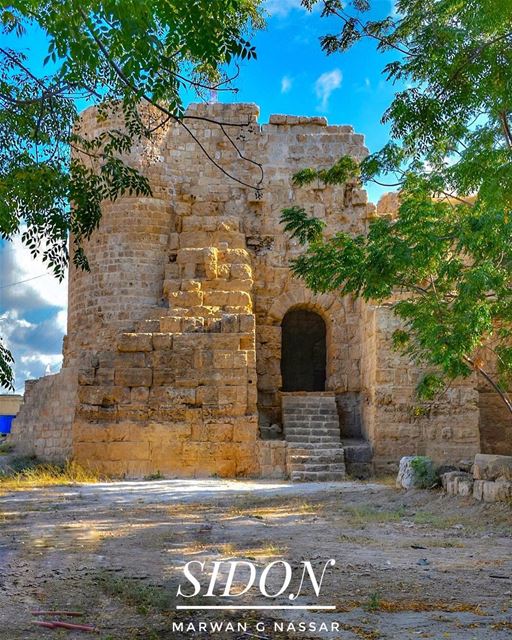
175;605;336;610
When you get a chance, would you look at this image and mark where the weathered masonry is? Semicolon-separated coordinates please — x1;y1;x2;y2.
10;103;511;479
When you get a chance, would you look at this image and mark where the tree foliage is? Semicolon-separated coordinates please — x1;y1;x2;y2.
282;0;512;412
0;0;264;390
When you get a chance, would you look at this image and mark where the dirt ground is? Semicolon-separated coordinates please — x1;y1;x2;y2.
1;478;511;640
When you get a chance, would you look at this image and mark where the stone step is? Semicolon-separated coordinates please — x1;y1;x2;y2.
283;416;340;429
285;435;342;444
283;406;338;411
283;409;339;417
289;462;346;473
289;453;345;464
285;432;341;441
283;398;336;403
285;428;340;435
286;422;340;430
282;393;345;482
283;408;337;415
287;444;344;454
342;439;373;463
290;470;346;482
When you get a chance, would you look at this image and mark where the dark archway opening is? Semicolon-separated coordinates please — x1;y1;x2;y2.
281;308;326;392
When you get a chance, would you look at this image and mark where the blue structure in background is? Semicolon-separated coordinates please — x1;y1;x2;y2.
0;415;15;434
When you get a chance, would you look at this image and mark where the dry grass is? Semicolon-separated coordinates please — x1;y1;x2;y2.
0;459;103;490
343;503;408;524
228;496;319;519
375;599;486;615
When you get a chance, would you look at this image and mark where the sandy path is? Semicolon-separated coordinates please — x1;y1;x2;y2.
1;479;511;639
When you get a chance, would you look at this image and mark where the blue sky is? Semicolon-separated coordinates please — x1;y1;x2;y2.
0;0;400;393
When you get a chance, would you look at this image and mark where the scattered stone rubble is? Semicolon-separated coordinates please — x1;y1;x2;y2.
442;454;512;503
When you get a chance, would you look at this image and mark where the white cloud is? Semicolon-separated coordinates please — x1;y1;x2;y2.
0;234;67;310
0;235;67;393
265;0;306;17
56;309;67;333
281;75;293;94
0;309;65;391
314;69;342;111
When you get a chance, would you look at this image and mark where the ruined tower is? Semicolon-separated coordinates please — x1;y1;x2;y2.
11;103;491;478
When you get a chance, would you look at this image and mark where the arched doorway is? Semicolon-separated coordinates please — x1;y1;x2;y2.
281;308;326;392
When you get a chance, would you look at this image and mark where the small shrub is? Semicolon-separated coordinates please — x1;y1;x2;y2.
410;456;439;489
366;592;381;612
143;471;164;481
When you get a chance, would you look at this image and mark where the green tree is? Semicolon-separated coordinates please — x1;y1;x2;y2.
0;0;264;390
281;0;512;412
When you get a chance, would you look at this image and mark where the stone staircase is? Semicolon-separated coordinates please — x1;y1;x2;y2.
282;393;346;482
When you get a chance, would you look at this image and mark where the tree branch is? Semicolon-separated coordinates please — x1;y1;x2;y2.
464;355;512;415
78;8;263;191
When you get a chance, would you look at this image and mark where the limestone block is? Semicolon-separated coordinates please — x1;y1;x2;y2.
203;290;252;309
108;441;150;461
233;352;249;368
117;333;153;352
115;368;153;388
231;263;252;279
396;456;436;489
131;386;150;404
152;369;176;386
78;369;95;385
78;385;130;406
213;351;235;369
441;471;473;497
152;333;173;350
168;290;203;307
472;479;484;501
159;316;182;333
182;317;204;332
239;314;256;333
163;279;180;295
475;479;512;502
240;335;255;350
150;386;196;406
218;386;247;406
196;387;218;405
221;314;239;333
233;420;259;442
206;423;233;442
473;453;512;481
156;422;193;441
115;351;147;368
95;368;115;385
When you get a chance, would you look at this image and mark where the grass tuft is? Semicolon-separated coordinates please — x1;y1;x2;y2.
0;459;104;489
99;574;170;614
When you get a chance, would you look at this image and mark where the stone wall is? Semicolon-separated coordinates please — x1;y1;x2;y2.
73;317;262;477
365;305;481;472
9;369;77;460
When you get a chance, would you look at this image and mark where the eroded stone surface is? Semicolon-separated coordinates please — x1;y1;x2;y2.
473;453;512;481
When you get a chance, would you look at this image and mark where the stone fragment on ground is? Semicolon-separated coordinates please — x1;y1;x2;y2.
396;456;435;489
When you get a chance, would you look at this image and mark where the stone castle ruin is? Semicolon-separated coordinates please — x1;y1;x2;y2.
10;103;512;479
